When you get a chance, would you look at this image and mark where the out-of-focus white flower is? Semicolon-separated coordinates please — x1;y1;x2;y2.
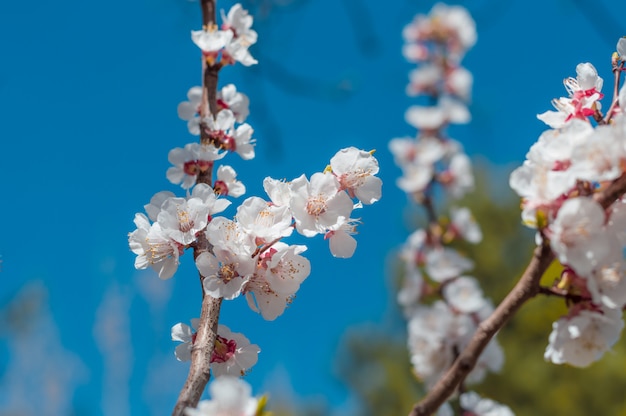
545;306;624;367
185;376;258;416
549;197;609;276
459;391;514;416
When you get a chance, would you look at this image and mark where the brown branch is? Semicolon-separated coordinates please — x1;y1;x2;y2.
409;243;554;416
172;1;222;415
408;171;626;416
172;296;222;416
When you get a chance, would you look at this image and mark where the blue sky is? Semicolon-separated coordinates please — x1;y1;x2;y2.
1;0;626;414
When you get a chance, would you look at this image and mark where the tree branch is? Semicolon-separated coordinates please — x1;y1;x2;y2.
172;1;222;414
409;243;554;416
172;296;222;416
408;171;626;416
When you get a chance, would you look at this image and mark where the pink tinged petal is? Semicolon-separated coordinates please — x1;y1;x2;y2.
329;230;357;258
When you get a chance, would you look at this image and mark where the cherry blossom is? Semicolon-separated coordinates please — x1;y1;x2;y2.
190;183;231;217
197;249;255;300
191;26;233;57
128;214;181;280
324;218;360;258
537;63;604;128
217;84;250;123
214;165;246;197
459;391;514;416
157;197;211;245
211;324;260;377
184;376;258;416
144;191;175;222
167;142;225;189
204;109;255;160
449;206;482;243
545;306;624;367
548;197;609;276
442;276;487;314
424;247;474;282
289;172;353;237
235;196;293;243
263;177;292;207
244;243;310;320
330;147;382;205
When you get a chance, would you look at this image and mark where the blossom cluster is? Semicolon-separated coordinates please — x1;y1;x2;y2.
392;2;474;199
191;3;258;67
510;38;626;368
127;4;382;411
392;4;509;414
194;146;381;320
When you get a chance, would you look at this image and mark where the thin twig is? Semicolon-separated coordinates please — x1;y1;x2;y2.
601;61;624;124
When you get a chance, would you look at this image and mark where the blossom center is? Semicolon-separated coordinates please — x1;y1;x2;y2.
219;263;238;283
211;335;237;363
184;161;199;176
214;180;229;196
306;196;328;216
177;209;196;233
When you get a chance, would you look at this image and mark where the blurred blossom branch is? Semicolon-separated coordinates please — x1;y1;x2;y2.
394;5;626;414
